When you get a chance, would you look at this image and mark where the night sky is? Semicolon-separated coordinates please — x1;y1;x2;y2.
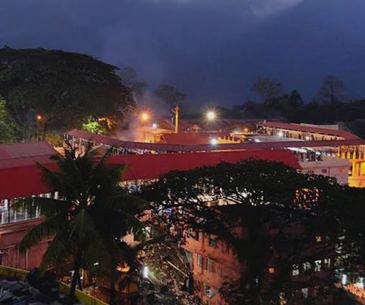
1;0;365;105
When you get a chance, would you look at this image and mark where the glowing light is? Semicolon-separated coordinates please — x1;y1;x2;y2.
152;123;158;129
305;135;311;141
140;112;151;122
36;114;43;121
357;277;364;289
143;266;149;278
206;110;217;121
210;138;218;145
268;267;276;274
277;131;284;137
342;274;347;285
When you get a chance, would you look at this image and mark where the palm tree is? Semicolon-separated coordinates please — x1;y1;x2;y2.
16;144;146;304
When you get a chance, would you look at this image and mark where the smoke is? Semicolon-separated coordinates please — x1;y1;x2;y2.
248;0;304;16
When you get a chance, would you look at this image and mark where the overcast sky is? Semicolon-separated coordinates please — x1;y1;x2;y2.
1;0;365;105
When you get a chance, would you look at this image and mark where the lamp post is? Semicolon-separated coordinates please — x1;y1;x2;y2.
172;105;179;133
36;114;43;141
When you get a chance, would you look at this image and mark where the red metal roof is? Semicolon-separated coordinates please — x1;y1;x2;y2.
0;162;57;199
0;149;299;199
66;129;365;152
0;142;57;169
110;150;301;181
259;121;360;140
160;132;232;145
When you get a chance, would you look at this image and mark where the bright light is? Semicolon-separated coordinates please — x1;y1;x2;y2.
206;110;217;121
140;112;151;122
36;114;43;121
210;138;218;145
152;123;158;129
305;135;311;141
143;266;149;278
357;277;364;289
277;131;284;137
342;274;347;285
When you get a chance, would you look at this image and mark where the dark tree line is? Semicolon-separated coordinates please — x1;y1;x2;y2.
238;75;365;136
141;160;365;305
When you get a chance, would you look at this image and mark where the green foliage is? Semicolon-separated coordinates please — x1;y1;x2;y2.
16;145;146;303
0;96;21;143
82;116;106;134
142;160;346;305
0;47;134;132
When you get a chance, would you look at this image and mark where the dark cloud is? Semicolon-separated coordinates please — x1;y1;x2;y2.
1;0;365;105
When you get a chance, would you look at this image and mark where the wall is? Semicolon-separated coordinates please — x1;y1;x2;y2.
0;218;49;270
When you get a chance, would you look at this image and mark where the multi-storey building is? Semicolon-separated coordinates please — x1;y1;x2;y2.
1;120;364;304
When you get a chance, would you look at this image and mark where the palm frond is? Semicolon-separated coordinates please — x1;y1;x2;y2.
19;215;66;252
40;235;72;273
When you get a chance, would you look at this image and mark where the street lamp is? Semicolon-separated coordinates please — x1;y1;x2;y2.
210;138;218;145
206;110;217;121
140;111;151;123
36;114;44;141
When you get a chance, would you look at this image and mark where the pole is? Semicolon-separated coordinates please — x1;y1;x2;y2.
174;105;179;133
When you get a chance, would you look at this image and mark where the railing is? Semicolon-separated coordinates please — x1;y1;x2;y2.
0;208;41;225
0;265;108;305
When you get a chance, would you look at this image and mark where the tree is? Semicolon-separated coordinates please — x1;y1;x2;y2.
0;47;134;134
119;66;147;100
142;160;345;305
266;90;304;121
0;95;21;143
82;116;107;134
16;145;146;304
154;84;186;108
251;77;283;103
317;75;345;104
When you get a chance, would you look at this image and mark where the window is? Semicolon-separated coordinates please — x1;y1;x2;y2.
321;168;328;174
314;260;322;272
197;254;203;269
208;235;217;248
324;258;331;269
185;250;193;266
207;258;214;273
292;264;299;276
302;288;308;299
303;262;311;271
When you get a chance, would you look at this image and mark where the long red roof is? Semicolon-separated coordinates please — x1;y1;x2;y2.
66;129;364;152
110;150;300;181
0;142;56;169
0;150;299;200
259;121;360;140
